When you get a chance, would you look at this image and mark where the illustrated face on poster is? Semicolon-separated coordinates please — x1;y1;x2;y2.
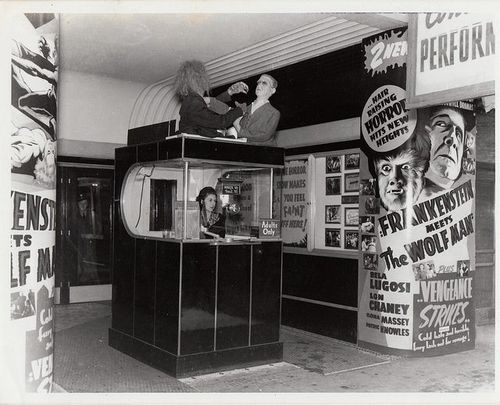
373;146;426;211
11;25;58;189
426;107;466;184
364;102;474;212
358;26;476;357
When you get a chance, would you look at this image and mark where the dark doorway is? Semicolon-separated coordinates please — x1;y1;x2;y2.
56;162;113;303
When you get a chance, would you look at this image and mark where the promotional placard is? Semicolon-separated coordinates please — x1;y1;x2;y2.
259;219;281;239
10;13;58;392
276;159;309;247
407;13;495;108
358;27;476;356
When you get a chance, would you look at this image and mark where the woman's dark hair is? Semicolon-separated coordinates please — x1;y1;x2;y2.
174;60;210;98
196;186;217;210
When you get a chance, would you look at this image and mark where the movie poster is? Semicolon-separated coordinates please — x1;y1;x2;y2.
357;27;476;356
275;159;309;247
10;13;58;392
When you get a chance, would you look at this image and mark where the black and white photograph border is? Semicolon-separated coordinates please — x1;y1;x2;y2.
0;2;496;405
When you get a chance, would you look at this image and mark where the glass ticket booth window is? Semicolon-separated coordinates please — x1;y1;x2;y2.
120;161;280;241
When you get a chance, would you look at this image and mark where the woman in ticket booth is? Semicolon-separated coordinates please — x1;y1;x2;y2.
196;186;225;239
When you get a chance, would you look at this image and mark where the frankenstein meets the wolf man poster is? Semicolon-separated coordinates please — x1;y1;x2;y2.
357;27;476;356
9;13;58;392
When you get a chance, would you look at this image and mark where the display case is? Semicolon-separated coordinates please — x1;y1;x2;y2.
277;142;361;344
276;149;360;256
109;134;285;378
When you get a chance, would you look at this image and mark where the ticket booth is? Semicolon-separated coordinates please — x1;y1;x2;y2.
109;134;284;377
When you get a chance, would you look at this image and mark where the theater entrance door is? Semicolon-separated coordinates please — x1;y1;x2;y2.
56;162;113;303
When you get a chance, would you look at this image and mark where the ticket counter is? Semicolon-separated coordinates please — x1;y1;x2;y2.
109;134;284;377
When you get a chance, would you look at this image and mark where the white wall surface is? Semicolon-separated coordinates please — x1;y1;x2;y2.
276;117;360;148
57;139;123;159
58;70;146;146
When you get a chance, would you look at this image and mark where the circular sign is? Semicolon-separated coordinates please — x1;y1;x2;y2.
361;85;417;153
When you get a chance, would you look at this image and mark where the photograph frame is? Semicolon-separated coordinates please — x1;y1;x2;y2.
325;176;341;195
344;173;359;193
364;196;380;215
325;155;341;174
363;253;378;270
344;230;359;250
344;153;360;170
325;205;341;224
361;234;377;252
341;195;359;205
325;228;341;248
344;207;359;227
359;215;375;234
359;178;376;195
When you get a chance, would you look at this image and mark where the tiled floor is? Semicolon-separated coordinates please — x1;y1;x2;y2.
53;302;495;394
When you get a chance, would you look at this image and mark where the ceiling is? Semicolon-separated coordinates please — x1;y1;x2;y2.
59;13;408;85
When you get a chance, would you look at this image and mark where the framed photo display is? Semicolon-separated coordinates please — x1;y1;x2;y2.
342;195;359;204
359;178;375;195
326;176;341;195
361;235;377;252
325;205;341;224
344;153;360;170
344;207;359;227
359;215;375;233
326;155;341;174
364;196;380;215
344;230;359;250
344;173;359;193
325;228;341;248
363;253;378;270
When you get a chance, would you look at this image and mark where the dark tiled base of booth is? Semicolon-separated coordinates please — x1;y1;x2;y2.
109;327;283;378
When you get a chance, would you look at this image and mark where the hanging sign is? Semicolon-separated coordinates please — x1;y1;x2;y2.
407;13;495;108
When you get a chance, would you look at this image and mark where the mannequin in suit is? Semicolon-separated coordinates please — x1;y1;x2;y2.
233;74;280;146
